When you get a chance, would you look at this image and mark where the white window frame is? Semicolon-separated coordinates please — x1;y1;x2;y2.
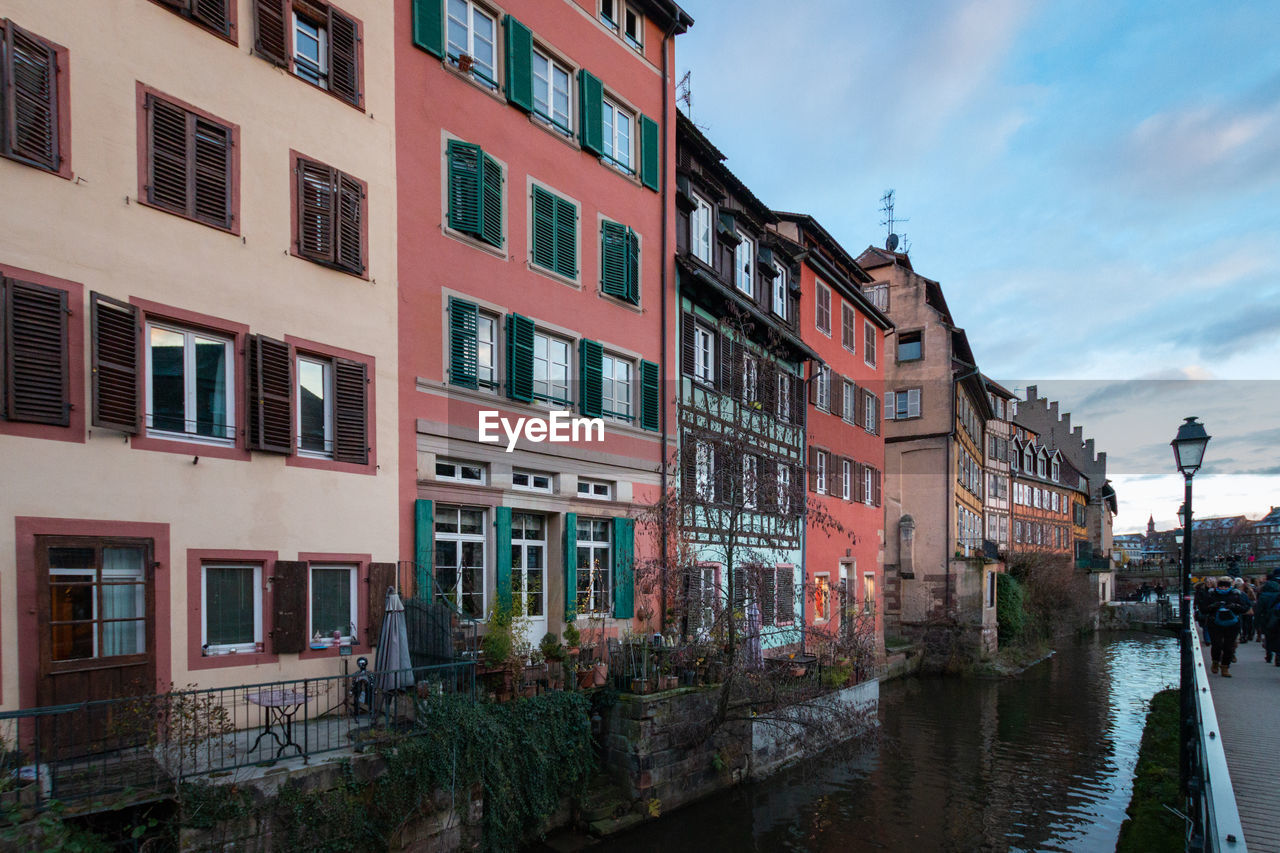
863;390;878;433
201;563;262;654
691;194;713;264
693;323;715;385
434;505;487;619
695;441;715;501
843;381;856;423
436;458;487;484
296;354;334;458
772;265;787;317
815;365;830;411
144;321;236;446
512;469;553;493
446;0;498;85
815;281;831;335
309;563;358;643
816;451;828;495
743;455;757;509
531;47;572;133
841;302;857;352
863;466;874;506
576;516;612;615
1051;458;1060;482
842;459;852;500
741;354;758;404
778;465;792;513
292;10;329;90
577;478;613;500
601;352;634;422
888;388;921;420
476;312;498;390
777;372;791;422
864;320;877;367
622;2;643;49
601;95;633;174
734;231;754;295
532;331;571;403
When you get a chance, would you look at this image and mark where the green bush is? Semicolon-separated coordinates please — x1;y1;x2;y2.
1116;690;1182;853
996;573;1026;644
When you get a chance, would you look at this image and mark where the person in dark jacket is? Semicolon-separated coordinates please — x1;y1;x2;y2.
1256;569;1280;664
1205;576;1252;676
1193;580;1212;644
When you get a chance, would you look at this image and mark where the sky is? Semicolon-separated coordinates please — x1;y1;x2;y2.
674;0;1280;534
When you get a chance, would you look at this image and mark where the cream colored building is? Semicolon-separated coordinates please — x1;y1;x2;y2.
0;0;398;712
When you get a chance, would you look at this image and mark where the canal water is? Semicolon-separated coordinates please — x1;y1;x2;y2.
607;632;1178;852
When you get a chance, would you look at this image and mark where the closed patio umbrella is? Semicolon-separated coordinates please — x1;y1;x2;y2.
373;588;414;712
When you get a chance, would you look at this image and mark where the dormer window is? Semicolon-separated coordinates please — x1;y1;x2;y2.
1052;457;1060;482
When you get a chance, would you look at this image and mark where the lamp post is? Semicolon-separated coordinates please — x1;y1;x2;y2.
1172;416;1210;794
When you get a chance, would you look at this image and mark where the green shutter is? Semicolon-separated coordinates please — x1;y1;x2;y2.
625;226;640;304
447;297;479;389
505;313;534;402
414;499;434;600
612;517;635;619
564;512;578;621
412;0;444;58
531;186;557;272
480;152;503;247
503;15;533;112
495;507;512;614
640;359;659;431
579;338;603;418
600;220;628;299
578;69;603;155
639;114;659;191
447;140;482;236
554;195;578;278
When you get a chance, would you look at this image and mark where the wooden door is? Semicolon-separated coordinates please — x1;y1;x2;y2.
36;537;156;758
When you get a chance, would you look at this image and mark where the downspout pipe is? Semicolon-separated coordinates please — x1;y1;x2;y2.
659;21;676;634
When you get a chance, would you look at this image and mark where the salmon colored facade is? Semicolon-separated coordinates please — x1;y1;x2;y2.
772;214;891;654
394;0;689;642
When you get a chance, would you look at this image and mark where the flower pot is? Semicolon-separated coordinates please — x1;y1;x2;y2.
790;666;807;678
592;662;609;687
577;667;595;689
630;678;652;695
457;54;474;73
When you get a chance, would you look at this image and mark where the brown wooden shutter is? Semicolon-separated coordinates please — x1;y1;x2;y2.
332;357;368;464
191;0;231;35
760;567;776;627
680;439;696;499
827;454;838;495
760;459;777;512
830;376;843;419
254;0;290;66
328;7;360;107
874;467;882;507
681;313;695;377
719;336;733;394
714;442;730;504
758;358;775;411
2;279;68;425
791;463;805;509
366;561;396;646
2;21;59;171
296;158;334;261
90;292;140;434
147;95;190;215
246;334;293;454
335;172;364;274
792;375;805;426
777;565;794;625
808;368;819;405
271;560;308;654
192;117;231;227
807;446;818;492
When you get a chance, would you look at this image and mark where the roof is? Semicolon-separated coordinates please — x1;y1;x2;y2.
982;374;1016;399
856;246;913;272
769;213;892;330
676;112;774;225
773;212;873;285
638;0;694;33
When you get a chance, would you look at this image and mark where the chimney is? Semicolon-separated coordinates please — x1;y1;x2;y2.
1026;384;1037;401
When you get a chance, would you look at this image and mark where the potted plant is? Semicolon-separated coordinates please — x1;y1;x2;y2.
563;621;581;656
480;602;515;700
456;53;474;73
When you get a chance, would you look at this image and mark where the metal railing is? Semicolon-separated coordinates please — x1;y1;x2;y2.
1186;637;1247;852
0;661;475;813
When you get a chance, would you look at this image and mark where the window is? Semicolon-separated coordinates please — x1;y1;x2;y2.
777;372;791;422
863;390;879;434
45;542;147;662
446;139;503;248
1052;458;1060;482
532;332;570;403
254;0;360;105
531;49;571;132
202;563;261;654
436;459;486;484
862;466;874;506
1015;520;1023;543
295;156;365;275
446;0;497;84
886;388;921;420
576;517;611;614
310;564;356;642
866;284;889;312
772;265;788;318
815;281;831;335
1051;492;1059;512
446;297;498;390
693;323;714;385
734;231;754;295
843;381;856;423
577;478;613;500
841;303;857;352
600;220;640;304
145;321;235;444
143;93;234;230
814;574;830;621
1023;447;1033;472
864;321;877;367
476;313;497;388
1037;455;1046;478
898;330;922;361
1;20;64;173
987;571;996;609
815;365;830;411
512;469;552;492
743;455;757;509
435;506;486;618
863;573;876;614
816;451;828;494
690;194;713;264
153;0;233;38
777;464;792;513
601;96;634;173
296;355;332;456
599;0;618;28
510;513;545;619
842;459;852;500
0;276;70;427
622;3;643;48
530;185;577;279
742;355;758;404
696;441;715;501
601;353;633;421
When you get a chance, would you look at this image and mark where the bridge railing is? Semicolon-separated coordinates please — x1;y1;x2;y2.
1186;637;1248;852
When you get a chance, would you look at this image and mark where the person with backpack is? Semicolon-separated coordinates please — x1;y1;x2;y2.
1235;578;1256;643
1256;569;1280;665
1206;575;1252;676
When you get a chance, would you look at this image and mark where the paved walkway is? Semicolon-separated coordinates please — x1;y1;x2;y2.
1205;637;1280;852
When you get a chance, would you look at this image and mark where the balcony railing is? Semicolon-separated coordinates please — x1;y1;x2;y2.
0;661;475;813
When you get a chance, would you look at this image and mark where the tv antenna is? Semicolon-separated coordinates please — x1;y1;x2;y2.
677;71;692;118
879;189;910;253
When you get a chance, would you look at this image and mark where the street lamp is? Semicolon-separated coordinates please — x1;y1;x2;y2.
1171;417;1210;795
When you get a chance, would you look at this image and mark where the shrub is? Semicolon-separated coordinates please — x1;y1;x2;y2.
996;573;1026;644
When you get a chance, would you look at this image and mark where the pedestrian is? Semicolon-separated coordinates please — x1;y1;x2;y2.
1193;580;1212;645
1256;569;1280;665
1235;578;1255;644
1205;576;1251;676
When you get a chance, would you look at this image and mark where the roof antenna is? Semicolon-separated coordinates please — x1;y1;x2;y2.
677;71;692;119
879;189;909;253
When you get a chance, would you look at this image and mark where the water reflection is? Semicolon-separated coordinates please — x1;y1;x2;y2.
606;632;1177;852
